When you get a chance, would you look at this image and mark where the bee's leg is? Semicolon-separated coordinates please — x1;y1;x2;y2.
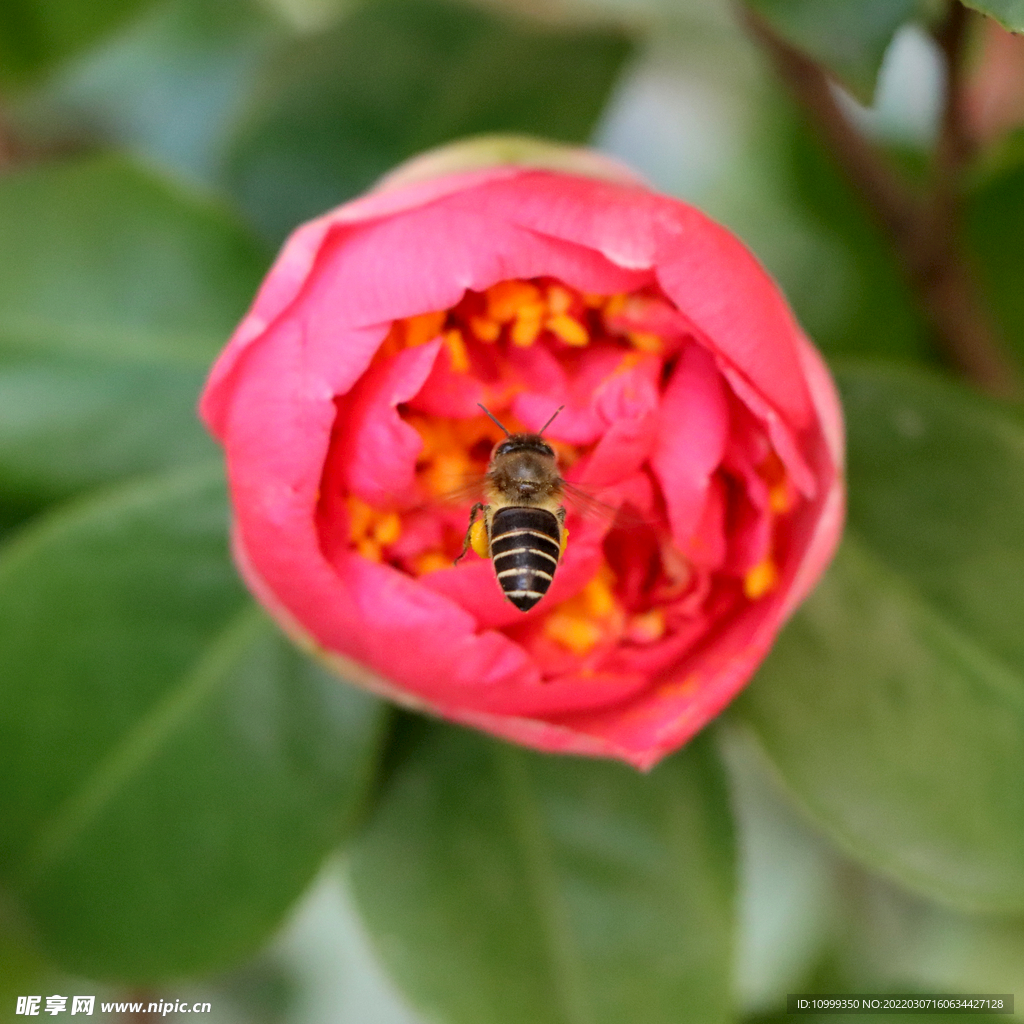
454;503;488;564
557;505;569;554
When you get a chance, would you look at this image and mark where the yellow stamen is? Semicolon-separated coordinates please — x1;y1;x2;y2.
602;293;627;319
423;451;471;497
348;496;400;562
372;511;401;546
546;283;573;315
414;551;450;575
411;414;457;460
543;615;604;657
769;483;791;514
611;350;645;376
443;328;470;372
486;281;541;322
546;314;589;347
511;312;543;347
347;496;375;542
627;608;666;644
468;315;501;343
560;525;569;554
744;558;779;600
357;537;382;562
403;310;447;348
541;564;620;656
582;567;617;618
627;330;662;353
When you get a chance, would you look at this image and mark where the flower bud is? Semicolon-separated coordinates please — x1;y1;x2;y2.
201;138;844;769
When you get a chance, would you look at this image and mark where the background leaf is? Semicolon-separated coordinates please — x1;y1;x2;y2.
0;467;386;979
0;0;159;86
222;0;633;241
735;364;1024;912
780;117;934;363
0;155;269;501
968;134;1024;367
961;0;1024;32
720;727;842;1015
743;0;918;100
14;0;279;184
349;721;735;1024
837;871;1024;1006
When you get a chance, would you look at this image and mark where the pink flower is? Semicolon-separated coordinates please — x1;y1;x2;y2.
200;139;844;770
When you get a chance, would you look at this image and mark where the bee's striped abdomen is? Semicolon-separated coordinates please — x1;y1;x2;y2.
490;506;562;612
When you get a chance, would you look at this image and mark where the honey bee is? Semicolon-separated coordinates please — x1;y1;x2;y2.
455;404;567;612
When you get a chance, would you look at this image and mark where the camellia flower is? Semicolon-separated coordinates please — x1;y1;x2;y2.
200;137;844;769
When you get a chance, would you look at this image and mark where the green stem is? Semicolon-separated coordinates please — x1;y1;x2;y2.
743;2;1022;400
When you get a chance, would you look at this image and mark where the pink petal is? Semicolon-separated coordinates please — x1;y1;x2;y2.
287;196;650;334
653;212;816;432
407;344;485;418
650;342;730;553
329;341;441;506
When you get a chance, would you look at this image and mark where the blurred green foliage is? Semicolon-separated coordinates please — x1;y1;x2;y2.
1;0;1024;1021
0;157;269;500
0;468;386;978
224;0;633;240
744;0;920;99
351;724;734;1024
963;0;1024;31
738;365;1024;912
0;0;160;85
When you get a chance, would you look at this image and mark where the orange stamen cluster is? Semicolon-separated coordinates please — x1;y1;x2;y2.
338;276;798;661
543;565;622;656
405;412;508;499
541;567;670;657
759;450;793;515
347;496;401;562
739;451;793;598
380;278;667;366
456;278;663;353
743;558;779;600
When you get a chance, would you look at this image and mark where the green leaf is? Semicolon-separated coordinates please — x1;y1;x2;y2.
0;0;159;86
18;0;279;184
744;0;918;100
720;728;841;1015
735;363;1024;912
0;155;267;364
0;467;386;980
781;117;934;364
961;0;1024;32
222;0;633;241
0;355;213;501
968;137;1024;369
0;156;269;500
837;872;1024;1008
709;101;933;368
349;721;735;1024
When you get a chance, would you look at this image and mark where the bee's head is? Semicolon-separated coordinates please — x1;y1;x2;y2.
491;433;555;461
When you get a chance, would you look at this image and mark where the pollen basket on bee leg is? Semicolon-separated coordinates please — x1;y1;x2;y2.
470;516;490;558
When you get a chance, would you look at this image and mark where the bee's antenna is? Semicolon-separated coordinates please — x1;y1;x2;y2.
477;403;510;436
538;405;565;436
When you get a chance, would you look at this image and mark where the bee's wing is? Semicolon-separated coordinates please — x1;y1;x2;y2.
561;481;655;528
433;473;489;507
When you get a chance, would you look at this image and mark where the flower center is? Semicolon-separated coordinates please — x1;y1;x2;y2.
323;276;799;661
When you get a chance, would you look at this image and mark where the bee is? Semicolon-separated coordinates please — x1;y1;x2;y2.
455;404;567;612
